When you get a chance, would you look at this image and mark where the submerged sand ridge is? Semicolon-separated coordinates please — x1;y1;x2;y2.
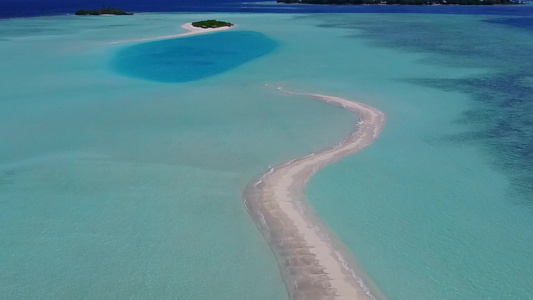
244;87;385;300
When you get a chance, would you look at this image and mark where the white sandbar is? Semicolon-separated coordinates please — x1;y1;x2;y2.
245;87;385;300
108;22;234;45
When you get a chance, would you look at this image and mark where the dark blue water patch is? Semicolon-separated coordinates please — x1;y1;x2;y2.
246;3;533;15
311;14;533;200
0;0;244;18
2;0;533;19
411;73;533;198
484;16;533;31
111;31;278;83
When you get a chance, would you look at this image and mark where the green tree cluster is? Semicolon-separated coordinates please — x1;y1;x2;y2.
191;20;234;29
75;7;133;15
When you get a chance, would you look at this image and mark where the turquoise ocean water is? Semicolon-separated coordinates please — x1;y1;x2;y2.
1;12;532;300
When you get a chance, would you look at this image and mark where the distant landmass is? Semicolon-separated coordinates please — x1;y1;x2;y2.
75;7;133;15
277;0;523;4
191;20;234;29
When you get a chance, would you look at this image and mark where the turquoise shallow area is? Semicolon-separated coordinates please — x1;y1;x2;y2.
1;12;533;300
304;13;533;300
0;14;353;300
112;31;278;83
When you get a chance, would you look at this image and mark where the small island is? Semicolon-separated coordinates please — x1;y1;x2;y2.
75;6;133;16
191;20;234;29
277;0;523;4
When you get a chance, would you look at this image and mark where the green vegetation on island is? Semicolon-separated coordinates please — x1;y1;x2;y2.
75;6;133;16
277;0;523;4
191;20;234;29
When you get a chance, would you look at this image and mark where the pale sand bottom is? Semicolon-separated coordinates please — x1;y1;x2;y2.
107;22;234;45
245;87;385;300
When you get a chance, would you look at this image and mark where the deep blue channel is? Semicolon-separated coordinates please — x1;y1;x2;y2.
111;31;278;83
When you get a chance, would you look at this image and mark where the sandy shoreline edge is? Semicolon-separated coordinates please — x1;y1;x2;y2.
107;22;234;45
244;87;385;300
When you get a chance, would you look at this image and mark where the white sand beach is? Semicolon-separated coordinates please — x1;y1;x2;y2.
108;22;234;44
245;87;385;300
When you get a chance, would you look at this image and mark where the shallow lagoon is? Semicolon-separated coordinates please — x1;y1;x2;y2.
1;12;532;300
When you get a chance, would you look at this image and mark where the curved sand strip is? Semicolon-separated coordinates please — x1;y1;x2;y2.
244;87;385;300
108;22;234;45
